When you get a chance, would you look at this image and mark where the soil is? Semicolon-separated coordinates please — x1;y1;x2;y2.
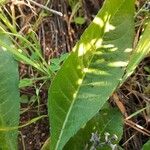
2;0;150;149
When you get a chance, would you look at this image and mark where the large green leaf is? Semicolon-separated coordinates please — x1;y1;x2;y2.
0;35;20;149
48;0;135;149
122;20;150;83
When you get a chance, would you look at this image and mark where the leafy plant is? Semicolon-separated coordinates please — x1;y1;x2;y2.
0;0;150;149
49;53;69;72
0;5;69;78
48;0;135;149
0;5;52;76
42;16;150;149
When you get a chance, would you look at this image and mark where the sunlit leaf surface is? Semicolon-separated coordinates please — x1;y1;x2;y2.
48;0;135;149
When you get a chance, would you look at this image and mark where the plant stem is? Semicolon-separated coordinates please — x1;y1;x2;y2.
28;0;63;16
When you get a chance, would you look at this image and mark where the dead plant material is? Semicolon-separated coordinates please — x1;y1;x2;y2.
125;119;150;136
112;93;128;118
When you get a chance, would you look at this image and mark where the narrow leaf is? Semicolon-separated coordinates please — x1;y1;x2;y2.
0;35;20;149
48;0;135;149
41;137;50;150
122;20;150;83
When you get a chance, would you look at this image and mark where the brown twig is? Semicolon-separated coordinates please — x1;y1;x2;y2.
27;0;63;16
125;119;150;136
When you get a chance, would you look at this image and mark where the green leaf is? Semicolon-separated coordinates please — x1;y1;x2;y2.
48;0;135;149
0;36;20;149
20;95;29;104
122;20;150;83
64;103;123;150
51;58;61;65
59;53;69;62
74;17;85;25
19;78;33;88
143;140;150;150
49;64;61;72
